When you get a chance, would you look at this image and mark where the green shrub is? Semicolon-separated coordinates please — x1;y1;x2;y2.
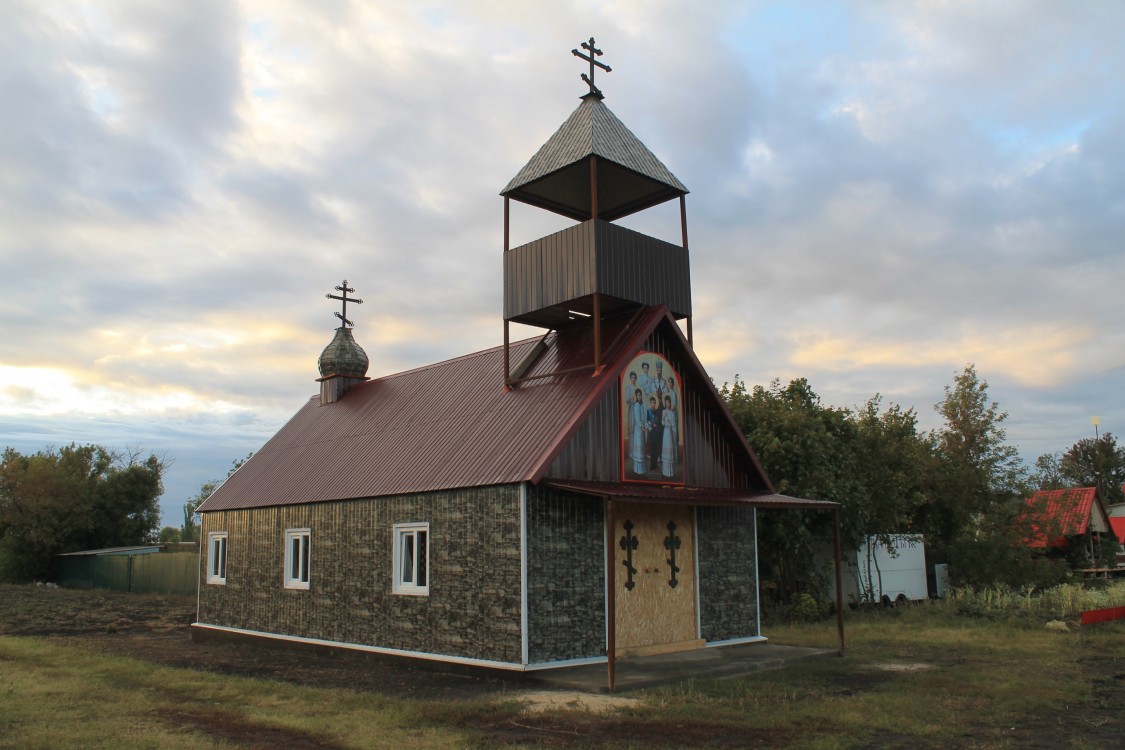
947;538;1069;590
763;591;828;624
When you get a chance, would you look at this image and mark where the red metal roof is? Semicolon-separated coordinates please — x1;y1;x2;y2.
1110;517;1125;545
1022;488;1107;548
200;307;704;512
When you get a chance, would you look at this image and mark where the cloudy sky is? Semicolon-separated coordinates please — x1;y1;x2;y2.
3;0;1123;526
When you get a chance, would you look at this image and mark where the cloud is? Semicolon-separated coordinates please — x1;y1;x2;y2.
2;0;1123;525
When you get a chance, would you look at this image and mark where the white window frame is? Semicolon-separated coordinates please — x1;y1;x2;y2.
284;528;311;590
393;522;430;596
206;531;228;585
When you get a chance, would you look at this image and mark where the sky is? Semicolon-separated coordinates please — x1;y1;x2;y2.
2;0;1123;527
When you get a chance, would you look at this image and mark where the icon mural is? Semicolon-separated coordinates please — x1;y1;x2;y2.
621;352;685;484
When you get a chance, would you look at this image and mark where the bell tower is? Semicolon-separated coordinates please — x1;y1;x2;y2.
501;38;692;385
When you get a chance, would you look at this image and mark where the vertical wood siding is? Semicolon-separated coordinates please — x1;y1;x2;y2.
544;386;621;481
198;485;522;663
593;221;691;317
505;220;691;322
545;327;766;490
642;330;764;491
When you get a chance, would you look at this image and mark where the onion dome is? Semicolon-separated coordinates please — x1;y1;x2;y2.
317;326;369;378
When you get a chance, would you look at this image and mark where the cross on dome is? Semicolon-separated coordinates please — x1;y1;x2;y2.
325;280;363;327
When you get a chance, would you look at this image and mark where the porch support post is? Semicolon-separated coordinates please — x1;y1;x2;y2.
833;506;845;656
605;496;616;692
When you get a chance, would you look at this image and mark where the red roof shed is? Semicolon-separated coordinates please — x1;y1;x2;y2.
1022;487;1112;548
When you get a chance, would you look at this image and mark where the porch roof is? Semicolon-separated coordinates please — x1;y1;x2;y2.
543;479;835;509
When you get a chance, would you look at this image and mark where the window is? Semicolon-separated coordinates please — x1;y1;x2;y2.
284;528;311;589
206;532;227;584
393;523;429;595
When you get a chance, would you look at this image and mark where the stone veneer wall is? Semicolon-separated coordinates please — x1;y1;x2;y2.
525;485;606;664
197;485;522;664
696;505;758;642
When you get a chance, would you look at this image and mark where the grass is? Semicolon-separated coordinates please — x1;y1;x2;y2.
2;582;1124;748
933;579;1125;621
0;636;472;749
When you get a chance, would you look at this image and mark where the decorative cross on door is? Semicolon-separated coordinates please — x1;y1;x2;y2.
664;520;681;588
619;519;638;591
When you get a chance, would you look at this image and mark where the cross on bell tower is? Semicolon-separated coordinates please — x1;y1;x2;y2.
572;37;611;100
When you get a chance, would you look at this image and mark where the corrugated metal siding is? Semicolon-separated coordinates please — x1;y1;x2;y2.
505;220;690;322
641;330;769;491
594;221;691;317
505;222;596;319
544;322;767;491
545;385;621;481
58;553;196;595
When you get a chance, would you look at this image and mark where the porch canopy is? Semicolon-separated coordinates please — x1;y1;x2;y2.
543;479;837;509
541;479;844;692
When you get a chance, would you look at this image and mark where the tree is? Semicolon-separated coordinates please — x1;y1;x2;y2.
722;378;852;601
721;378;937;605
918;364;1026;556
182;453;253;543
1060;433;1125;505
0;444;165;582
848;397;934;601
1030;453;1068;491
851;396;932;541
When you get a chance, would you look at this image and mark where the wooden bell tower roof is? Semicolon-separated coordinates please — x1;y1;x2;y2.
501;96;688;222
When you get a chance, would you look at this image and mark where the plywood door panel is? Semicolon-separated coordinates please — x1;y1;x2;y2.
614;502;697;652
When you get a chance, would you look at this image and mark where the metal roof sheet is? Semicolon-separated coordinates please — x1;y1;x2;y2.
1110;517;1125;545
1023;487;1108;547
198;306;778;513
59;545;164;556
199;309;664;512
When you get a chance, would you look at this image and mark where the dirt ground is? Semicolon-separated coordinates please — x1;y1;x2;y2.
2;585;1124;748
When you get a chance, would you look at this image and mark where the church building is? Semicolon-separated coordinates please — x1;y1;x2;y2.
194;40;837;688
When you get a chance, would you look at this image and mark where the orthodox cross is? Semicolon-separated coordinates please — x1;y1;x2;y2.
572;37;611;99
619;519;638;591
325;280;363;327
663;520;681;588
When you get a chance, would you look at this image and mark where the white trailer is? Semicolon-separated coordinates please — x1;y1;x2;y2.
837;534;928;605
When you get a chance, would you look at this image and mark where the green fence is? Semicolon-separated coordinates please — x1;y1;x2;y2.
58;553;198;596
